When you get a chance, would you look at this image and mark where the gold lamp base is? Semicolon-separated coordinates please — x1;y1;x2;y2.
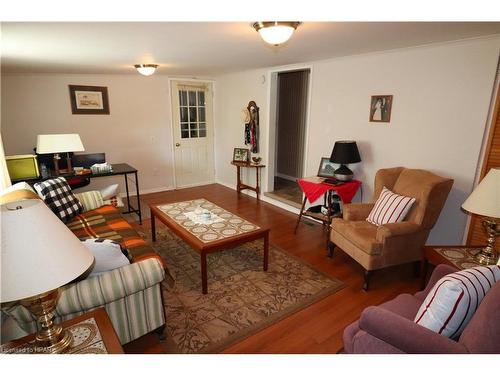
21;289;73;354
475;219;499;266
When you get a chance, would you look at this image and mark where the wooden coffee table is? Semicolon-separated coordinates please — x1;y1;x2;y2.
150;198;269;294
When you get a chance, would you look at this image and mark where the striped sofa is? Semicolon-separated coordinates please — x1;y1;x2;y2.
4;203;170;345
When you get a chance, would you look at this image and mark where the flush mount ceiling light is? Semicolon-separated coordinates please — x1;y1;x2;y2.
134;64;158;76
252;21;301;46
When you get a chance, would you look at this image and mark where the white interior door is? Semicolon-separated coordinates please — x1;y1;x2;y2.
171;81;215;188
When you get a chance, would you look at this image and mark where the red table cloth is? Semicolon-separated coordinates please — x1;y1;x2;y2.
297;178;362;204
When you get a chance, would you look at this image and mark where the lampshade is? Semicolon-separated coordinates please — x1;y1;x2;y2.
1;199;94;303
134;64;158;76
252;22;301;46
0;133;12;191
462;168;500;219
329;141;362;164
36;134;85;154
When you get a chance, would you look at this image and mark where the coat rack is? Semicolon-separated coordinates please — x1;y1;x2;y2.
244;101;259;153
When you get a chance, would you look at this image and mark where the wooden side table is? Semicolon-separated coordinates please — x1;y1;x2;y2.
420;245;485;289
231;161;266;200
1;308;123;354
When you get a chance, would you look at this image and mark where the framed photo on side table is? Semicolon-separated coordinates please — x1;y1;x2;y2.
69;85;110;115
233;148;250;163
317;157;336;178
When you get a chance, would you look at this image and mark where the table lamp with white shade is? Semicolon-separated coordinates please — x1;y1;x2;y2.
1;199;94;353
36;134;85;175
462;167;500;265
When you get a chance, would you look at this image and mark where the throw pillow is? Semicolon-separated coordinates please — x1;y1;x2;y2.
366;186;416;226
103;195;125;208
81;238;131;277
100;184;119;200
34;177;83;222
414;265;500;339
74;191;104;212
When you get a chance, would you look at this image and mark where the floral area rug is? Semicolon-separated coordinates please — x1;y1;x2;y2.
146;227;345;353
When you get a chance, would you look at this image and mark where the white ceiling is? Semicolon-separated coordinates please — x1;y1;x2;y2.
2;22;500;76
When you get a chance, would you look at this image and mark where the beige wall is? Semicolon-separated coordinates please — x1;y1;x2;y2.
1;74;176;193
214;37;500;244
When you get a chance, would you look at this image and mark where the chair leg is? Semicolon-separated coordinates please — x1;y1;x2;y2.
154;324;167;341
327;241;335;257
363;270;373;291
413;261;421;277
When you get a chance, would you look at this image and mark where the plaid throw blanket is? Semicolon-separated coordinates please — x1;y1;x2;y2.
66;205;154;261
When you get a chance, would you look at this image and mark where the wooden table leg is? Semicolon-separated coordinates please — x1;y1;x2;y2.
294;196;307;234
263;231;269;271
236;165;241;194
256;167;260;200
151;209;156;242
201;252;208;294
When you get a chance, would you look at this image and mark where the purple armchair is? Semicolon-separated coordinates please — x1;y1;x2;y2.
343;264;500;353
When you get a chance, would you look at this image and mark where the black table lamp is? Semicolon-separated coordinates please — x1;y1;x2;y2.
329;141;361;181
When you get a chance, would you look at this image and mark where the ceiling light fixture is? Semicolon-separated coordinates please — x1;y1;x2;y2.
134;64;159;76
252;22;301;46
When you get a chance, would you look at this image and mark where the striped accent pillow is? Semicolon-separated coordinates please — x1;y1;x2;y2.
366;186;416;226
74;190;104;212
414;265;500;339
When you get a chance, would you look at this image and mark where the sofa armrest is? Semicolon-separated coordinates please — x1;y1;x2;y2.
376;222;420;241
359;306;467;353
343;203;374;221
55;257;165;315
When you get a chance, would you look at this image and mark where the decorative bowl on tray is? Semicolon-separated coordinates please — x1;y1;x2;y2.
251;157;262;165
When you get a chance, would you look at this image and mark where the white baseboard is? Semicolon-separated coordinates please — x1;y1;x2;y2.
119;185;175;198
216;180;301;215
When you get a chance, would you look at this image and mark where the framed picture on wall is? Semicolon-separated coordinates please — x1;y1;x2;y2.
69;85;110;115
317;157;336;178
369;95;393;123
233;148;250;163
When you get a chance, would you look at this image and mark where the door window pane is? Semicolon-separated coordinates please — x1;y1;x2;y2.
180;107;188;122
198;91;205;106
179;90;187;106
198;107;206;122
188;91;196;106
189;107;197;122
177;88;208;139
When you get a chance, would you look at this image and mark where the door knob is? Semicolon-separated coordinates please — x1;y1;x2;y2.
175;143;180;147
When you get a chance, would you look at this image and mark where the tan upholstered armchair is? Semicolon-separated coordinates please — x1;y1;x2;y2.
329;167;453;290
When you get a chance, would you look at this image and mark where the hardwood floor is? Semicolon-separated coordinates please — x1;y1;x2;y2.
125;183;421;354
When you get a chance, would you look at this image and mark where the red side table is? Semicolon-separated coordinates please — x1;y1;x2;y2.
294;177;362;233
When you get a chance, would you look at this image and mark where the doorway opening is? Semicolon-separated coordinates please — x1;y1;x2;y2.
266;69;310;207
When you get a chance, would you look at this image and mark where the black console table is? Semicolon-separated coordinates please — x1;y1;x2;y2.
12;163;142;224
